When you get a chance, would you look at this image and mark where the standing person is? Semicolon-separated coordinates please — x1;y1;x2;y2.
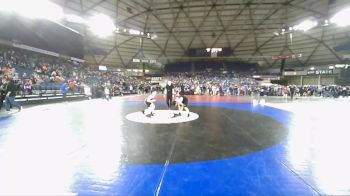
165;81;174;110
0;78;7;110
5;76;21;112
60;82;70;99
290;85;296;100
82;83;92;100
104;86;110;100
142;91;157;118
180;84;185;95
253;86;261;103
173;91;190;118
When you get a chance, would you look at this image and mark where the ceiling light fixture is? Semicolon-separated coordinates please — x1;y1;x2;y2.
129;29;141;35
293;20;318;32
87;14;116;37
65;14;86;24
0;0;64;21
330;8;350;26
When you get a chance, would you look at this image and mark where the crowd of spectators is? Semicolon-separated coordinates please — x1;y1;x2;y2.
0;46;151;98
163;72;257;96
163;72;350;98
1;45;350;104
256;85;349;98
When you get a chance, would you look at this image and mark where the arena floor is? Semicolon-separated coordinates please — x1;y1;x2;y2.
0;95;350;195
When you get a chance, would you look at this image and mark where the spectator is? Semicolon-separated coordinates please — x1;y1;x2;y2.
23;80;32;95
0;77;7;110
4;76;21;112
60;82;69;98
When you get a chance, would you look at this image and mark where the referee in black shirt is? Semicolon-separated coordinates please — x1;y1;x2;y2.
165;81;174;109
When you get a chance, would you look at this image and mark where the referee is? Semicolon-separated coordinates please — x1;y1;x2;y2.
165;81;174;109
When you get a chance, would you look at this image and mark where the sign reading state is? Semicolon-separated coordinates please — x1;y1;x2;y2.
307;70;333;75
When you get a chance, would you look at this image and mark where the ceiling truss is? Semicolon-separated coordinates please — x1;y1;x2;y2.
56;0;348;69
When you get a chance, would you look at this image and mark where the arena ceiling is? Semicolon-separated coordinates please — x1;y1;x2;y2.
52;0;350;69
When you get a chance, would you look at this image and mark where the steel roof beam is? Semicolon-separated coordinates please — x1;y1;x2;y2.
98;36;136;65
82;0;108;13
140;0;155;49
211;0;231;47
178;0;212;50
232;0;300;57
209;0;253;49
160;0;184;59
247;35;277;62
247;2;272;67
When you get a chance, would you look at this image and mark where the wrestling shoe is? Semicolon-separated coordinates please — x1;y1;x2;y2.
172;113;180;118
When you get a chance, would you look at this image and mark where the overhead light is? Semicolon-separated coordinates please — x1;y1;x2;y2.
293;19;318;31
280;28;286;35
0;0;64;21
335;64;345;68
87;14;116;37
330;8;350;26
310;67;315;70
335;64;350;69
0;0;15;12
129;29;141;35
151;34;158;39
323;19;329;26
273;32;279;36
38;0;64;21
65;14;86;24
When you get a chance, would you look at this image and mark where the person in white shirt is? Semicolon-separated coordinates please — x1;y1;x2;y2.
142;91;157;118
104;86;110;100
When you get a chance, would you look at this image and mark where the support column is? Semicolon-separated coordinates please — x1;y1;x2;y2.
191;61;195;73
318;75;321;86
142;63;146;76
300;75;303;86
223;61;227;71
